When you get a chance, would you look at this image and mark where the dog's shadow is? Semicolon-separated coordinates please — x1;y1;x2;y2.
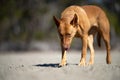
33;63;78;68
33;63;59;68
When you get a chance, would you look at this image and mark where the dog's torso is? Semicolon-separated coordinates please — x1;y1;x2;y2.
61;5;109;37
81;5;109;28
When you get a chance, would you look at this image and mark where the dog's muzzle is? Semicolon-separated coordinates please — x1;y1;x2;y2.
63;45;70;51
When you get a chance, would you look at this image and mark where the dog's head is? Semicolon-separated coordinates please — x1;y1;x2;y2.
53;14;79;50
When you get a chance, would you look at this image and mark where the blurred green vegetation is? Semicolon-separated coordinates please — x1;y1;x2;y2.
0;0;120;50
108;12;119;35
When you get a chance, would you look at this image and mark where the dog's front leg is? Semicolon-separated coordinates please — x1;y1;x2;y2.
79;35;88;66
87;35;94;65
59;47;67;67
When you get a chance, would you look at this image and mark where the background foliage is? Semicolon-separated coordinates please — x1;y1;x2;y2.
0;0;120;51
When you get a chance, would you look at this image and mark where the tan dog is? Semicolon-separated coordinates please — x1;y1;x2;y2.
53;5;111;67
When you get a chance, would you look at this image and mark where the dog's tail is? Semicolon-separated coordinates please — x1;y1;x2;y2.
97;32;101;47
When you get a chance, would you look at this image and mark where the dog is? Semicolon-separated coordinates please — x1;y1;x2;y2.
53;5;111;67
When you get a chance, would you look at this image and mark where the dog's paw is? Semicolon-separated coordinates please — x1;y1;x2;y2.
87;62;94;66
78;62;86;66
78;59;86;66
58;62;66;68
106;57;111;64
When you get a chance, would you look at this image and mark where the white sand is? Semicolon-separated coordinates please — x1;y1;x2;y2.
0;50;120;80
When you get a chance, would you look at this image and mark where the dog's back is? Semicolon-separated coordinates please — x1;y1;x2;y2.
81;5;110;28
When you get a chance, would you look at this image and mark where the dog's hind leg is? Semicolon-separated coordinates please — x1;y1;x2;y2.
98;14;111;64
102;32;111;64
87;35;94;65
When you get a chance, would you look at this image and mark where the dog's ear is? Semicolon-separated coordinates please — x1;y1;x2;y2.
53;16;60;27
70;14;78;26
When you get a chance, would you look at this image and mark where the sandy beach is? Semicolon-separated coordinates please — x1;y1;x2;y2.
0;50;120;80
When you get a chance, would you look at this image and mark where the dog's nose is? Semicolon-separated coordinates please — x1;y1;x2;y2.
63;44;69;50
64;47;68;50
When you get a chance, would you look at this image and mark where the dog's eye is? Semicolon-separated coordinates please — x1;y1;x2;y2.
59;33;63;37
